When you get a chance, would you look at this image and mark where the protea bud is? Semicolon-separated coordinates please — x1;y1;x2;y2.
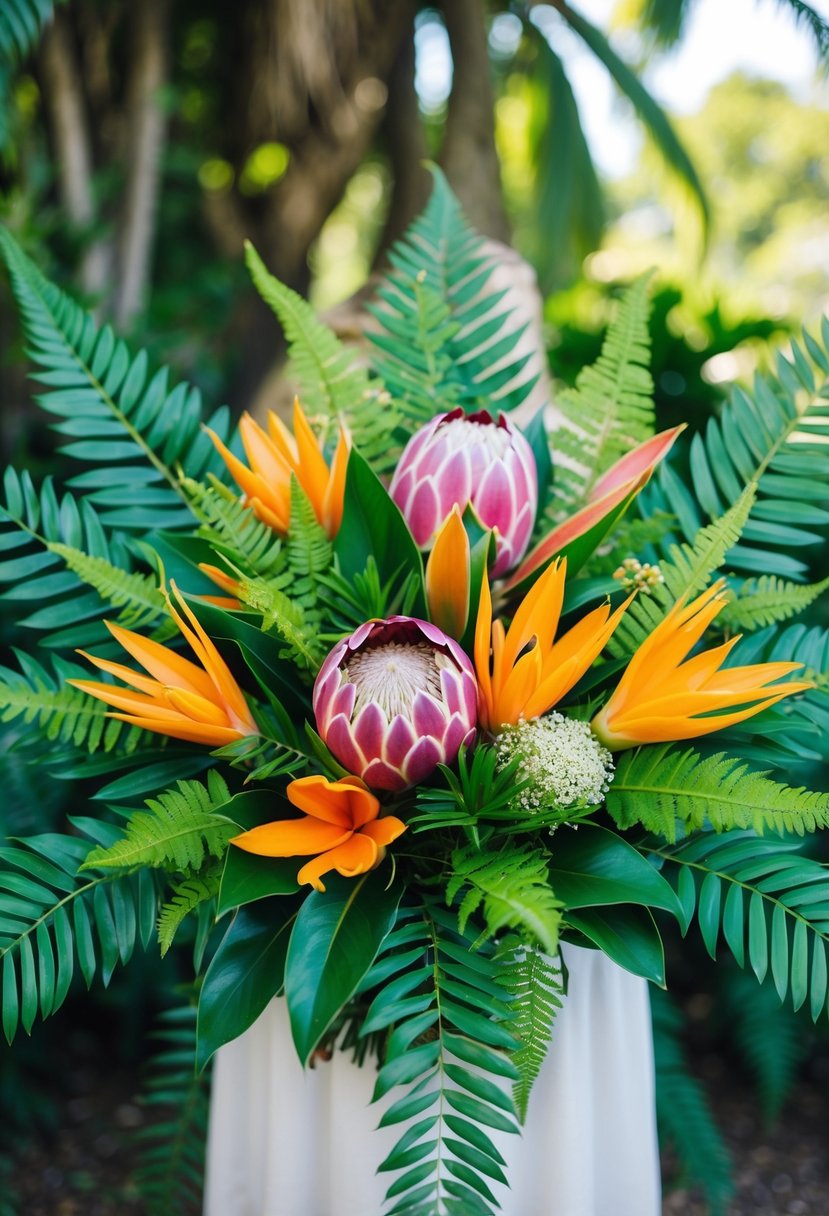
389;408;538;577
313;616;478;791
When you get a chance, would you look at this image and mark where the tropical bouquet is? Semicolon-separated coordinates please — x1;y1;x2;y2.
1;172;828;1213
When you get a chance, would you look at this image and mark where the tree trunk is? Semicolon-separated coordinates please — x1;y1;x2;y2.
114;0;170;329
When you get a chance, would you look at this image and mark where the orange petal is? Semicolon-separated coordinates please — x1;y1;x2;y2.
106;713;246;747
322;428;350;538
502;558;566;671
67;679;183;720
296;833;378;892
166;687;232;727
286;774;379;829
360;816;408;848
426;506;470;639
231;817;351;858
167;584;257;733
105;619;217;702
292;399;331;520
74;650;166;698
474;566;494;721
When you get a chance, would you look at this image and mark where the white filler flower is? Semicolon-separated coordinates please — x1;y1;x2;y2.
497;712;615;812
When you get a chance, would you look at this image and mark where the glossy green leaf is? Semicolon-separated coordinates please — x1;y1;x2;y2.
196;897;298;1070
566;904;666;985
285;869;402;1064
549;825;679;916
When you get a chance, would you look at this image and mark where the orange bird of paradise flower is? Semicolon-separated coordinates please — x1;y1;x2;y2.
68;584;258;747
205;397;349;538
230;774;407;892
591;580;813;751
474;557;632;732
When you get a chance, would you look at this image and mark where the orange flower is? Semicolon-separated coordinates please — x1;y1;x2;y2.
591;580;813;751
68;583;258;747
230;774;407;892
474;558;632;731
425;506;470;639
205;397;349;538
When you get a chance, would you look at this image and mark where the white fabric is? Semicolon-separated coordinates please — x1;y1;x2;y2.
204;943;661;1216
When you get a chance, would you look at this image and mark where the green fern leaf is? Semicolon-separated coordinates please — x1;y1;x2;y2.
0;651;140;753
0;227;233;531
551;272;656;509
447;844;562;955
0;825;158;1043
183;476;286;580
610;484;755;655
652;831;829;1015
608;745;829;842
158;868;221;957
82;772;234;872
497;943;563;1123
369;167;539;432
718;573;829;631
47;541;167;630
135;1004;211;1216
244;241;388;458
286;477;333;607
360;900;520;1216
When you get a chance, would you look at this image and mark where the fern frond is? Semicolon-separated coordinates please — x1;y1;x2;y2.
317;556;421;636
0;650;141;753
183;477;286;580
135;1004;210;1216
610;484;755;654
368;168;539;435
718;573;829;632
360;900;521;1216
642;323;829;580
652;831;829;1015
285;477;333;608
0;228;233;530
651;988;734;1215
47;541;167;630
158;868;221;957
0;0;62;67
0;825;158;1043
447;844;562;955
497;942;563;1123
608;745;829;842
551;272;656;510
82;772;234;872
235;576;325;675
244;241;393;462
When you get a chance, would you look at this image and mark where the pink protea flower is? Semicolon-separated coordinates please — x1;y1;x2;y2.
389;408;538;577
313;616;478;792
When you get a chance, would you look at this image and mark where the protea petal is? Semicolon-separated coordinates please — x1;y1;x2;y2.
390;409;537;575
313;616;478;790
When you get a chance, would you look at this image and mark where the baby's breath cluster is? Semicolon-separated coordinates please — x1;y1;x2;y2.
496;713;614;813
613;556;665;594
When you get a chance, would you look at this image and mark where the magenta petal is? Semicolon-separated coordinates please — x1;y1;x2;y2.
312;666;341;724
442;714;470;763
403;736;443;785
329;680;356;721
436;449;471;515
324;714;366;776
352;702;388;763
475;462;514;537
362;758;408;792
407;478;442;546
412;691;447;739
390;466;415;513
384;715;417;770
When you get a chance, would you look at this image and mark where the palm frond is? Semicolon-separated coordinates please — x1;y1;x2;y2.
359;901;520;1216
0;824;158;1043
0;0;62;67
652;831;829;1014
0;227;233;531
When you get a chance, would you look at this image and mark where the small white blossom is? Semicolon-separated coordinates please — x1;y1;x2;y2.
613;556;665;594
496;713;614;813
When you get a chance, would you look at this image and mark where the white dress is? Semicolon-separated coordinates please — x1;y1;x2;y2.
204;944;661;1216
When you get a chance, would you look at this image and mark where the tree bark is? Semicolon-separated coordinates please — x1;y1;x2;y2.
439;0;510;242
114;0;170;330
38;8;110;301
